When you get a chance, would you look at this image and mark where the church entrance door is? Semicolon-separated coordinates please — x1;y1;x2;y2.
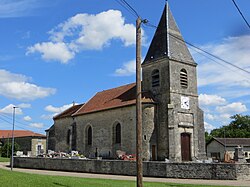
181;133;191;161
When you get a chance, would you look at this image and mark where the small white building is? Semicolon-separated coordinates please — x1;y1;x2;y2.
207;137;250;161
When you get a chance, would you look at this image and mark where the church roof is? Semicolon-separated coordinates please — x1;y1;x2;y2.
0;130;45;138
143;2;195;65
73;83;155;116
53;104;84;120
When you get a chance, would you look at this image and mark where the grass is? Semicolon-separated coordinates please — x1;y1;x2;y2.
0;157;10;162
0;168;233;187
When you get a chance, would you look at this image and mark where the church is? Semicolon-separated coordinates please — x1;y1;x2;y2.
46;2;206;162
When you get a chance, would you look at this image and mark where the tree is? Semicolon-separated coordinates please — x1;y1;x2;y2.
205;131;213;143
0;142;20;158
209;114;250;141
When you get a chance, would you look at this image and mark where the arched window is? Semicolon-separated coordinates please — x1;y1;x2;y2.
152;69;160;87
87;126;92;145
115;123;121;144
67;129;71;145
180;69;188;88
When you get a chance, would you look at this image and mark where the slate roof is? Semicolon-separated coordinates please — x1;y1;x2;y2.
143;2;195;65
73;83;155;116
212;138;250;147
0;130;45;138
53;104;84;120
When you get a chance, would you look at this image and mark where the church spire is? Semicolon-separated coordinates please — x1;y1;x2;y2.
143;2;195;64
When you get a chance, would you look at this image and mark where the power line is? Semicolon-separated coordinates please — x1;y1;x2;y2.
188;44;250;79
169;32;250;75
115;0;140;18
0;113;33;131
144;21;250;76
0;116;29;131
231;0;250;29
115;0;250;76
0;113;31;127
120;0;140;18
114;0;138;18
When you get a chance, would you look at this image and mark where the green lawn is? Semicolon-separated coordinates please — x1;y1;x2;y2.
0;157;10;162
0;168;232;187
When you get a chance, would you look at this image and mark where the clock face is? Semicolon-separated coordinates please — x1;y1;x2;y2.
181;96;190;109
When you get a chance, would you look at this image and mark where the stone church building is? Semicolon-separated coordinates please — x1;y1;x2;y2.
46;3;206;162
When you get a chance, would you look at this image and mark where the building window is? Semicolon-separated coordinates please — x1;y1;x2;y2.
115;123;121;144
87;126;92;145
152;69;160;87
37;145;42;155
180;69;188;88
211;152;220;161
245;152;248;157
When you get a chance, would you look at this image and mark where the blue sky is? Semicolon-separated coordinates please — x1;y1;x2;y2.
0;0;249;134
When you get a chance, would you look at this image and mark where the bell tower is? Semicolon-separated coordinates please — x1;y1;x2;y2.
142;2;206;161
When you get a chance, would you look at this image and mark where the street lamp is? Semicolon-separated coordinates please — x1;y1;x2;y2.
11;106;18;171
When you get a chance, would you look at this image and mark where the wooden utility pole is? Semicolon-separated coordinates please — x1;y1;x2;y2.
136;17;143;187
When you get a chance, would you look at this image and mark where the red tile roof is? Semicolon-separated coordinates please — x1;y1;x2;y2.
53;104;84;120
73;83;155;116
0;130;45;138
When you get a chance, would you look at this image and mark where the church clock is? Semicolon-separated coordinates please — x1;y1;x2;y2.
181;96;190;109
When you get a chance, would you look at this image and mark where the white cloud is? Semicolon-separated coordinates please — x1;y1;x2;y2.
0;69;56;101
199;94;226;106
23;116;32;121
41;114;55;120
18;103;31;108
26;42;75;64
114;60;136;76
216;102;247;114
0;0;48;18
204;122;216;133
205;113;216;121
0;104;23;115
45;104;72;113
27;10;142;63
195;35;250;89
42;103;74;120
29;123;44;129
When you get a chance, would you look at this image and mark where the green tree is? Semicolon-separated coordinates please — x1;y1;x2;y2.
0;142;20;158
209;114;250;140
205;131;212;143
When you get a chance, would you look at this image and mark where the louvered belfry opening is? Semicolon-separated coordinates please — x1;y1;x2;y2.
152;69;160;87
180;69;188;88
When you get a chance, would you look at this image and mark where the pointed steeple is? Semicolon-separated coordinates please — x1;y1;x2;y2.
143;2;195;64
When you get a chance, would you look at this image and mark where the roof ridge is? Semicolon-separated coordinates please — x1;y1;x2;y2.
97;82;135;93
53;103;84;120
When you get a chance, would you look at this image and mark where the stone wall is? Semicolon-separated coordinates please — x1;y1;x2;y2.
13;157;250;180
74;104;155;160
54;117;75;152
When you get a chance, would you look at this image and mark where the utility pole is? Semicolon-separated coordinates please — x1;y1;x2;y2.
136;17;143;187
7;133;9;158
11;106;17;171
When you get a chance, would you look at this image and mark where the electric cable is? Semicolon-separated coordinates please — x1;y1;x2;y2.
231;0;250;29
